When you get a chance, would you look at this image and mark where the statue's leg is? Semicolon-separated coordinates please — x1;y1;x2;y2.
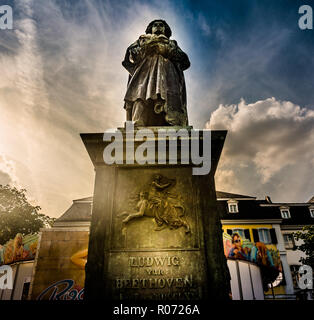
124;102;133;121
150;97;169;126
126;109;132;121
132;98;169;126
122;211;144;224
132;99;148;126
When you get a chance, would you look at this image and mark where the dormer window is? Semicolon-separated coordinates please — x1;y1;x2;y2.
309;207;314;218
228;200;238;213
280;207;291;219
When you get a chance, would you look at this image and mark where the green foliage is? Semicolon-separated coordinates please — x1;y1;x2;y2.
0;185;55;245
293;225;314;268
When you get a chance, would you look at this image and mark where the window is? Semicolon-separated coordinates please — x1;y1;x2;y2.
309;208;314;218
228;202;238;213
258;228;271;244
21;282;30;300
280;208;291;219
283;234;295;249
232;229;245;239
252;228;277;243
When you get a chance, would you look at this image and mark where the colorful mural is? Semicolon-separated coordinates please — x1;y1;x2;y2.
0;233;38;266
35;248;87;300
223;232;282;288
223;232;281;269
30;230;89;300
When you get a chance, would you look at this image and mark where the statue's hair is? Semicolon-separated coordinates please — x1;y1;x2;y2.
145;19;172;38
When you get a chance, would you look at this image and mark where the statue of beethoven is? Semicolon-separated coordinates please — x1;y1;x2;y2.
122;20;190;126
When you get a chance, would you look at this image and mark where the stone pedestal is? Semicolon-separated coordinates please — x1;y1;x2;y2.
81;126;230;300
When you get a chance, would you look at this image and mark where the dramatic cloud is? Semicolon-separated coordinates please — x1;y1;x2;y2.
0;0;195;217
0;154;17;186
207;98;314;202
0;0;313;217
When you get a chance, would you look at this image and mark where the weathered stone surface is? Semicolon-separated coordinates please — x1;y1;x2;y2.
82;129;231;301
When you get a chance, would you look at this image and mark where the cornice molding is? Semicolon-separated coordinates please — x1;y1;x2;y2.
221;219;282;225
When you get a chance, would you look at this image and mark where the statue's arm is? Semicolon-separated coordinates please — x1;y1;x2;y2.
152;181;172;190
168;40;190;71
122;39;144;75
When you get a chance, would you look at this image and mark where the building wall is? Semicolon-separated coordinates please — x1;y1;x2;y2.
281;230;306;266
26;221;306;300
0;261;34;300
28;225;266;301
30;228;89;300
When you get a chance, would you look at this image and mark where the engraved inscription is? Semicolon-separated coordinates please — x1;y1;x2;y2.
115;275;193;289
129;256;180;267
113;255;200;300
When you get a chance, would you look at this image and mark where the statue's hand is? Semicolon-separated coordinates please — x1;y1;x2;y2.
146;42;170;57
156;43;169;57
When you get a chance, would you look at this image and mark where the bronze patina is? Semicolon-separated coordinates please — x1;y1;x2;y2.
119;174;190;233
122;20;190;126
82;19;230;301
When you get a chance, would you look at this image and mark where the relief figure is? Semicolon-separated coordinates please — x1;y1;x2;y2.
119;174;190;233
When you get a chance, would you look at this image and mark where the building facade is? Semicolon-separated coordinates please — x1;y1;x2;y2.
218;191;314;299
2;192;312;300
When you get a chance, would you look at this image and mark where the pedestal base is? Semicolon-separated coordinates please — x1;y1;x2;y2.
81;128;230;300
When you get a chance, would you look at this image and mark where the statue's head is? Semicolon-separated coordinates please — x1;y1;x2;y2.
153;174;162;182
146;19;172;38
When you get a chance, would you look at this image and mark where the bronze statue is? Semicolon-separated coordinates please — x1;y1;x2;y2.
122;20;190;126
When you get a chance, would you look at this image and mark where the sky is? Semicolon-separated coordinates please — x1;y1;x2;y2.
0;0;314;218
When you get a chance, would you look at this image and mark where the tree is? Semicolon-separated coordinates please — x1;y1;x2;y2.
0;184;55;244
293;225;314;268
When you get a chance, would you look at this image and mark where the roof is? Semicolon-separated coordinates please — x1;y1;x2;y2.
279;205;314;225
219;199;274;220
216;191;256;199
56;192;314;225
219;199;313;225
308;196;314;203
73;196;93;202
56;197;92;222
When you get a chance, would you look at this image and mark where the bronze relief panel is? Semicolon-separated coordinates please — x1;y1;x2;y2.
110;167;200;251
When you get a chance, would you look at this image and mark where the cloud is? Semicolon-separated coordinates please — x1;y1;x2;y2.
207;97;314;202
0;0;195;217
0;154;18;186
1;0;313;216
197;13;211;36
